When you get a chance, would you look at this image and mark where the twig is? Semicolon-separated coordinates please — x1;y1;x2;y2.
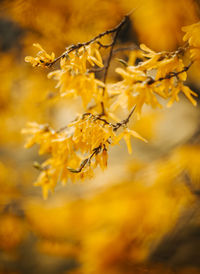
47;16;129;67
146;62;193;85
97;41;114;49
99;15;129;115
102;16;128;85
87;67;105;73
67;145;102;173
113;105;136;131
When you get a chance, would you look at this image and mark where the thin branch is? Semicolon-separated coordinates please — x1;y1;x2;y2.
56;125;68;133
113;105;136;131
146;62;193;85
102;16;128;86
67;145;102;173
97;41;114;49
47;15;129;67
81;112;112;126
99;16;129;115
184;172;200;197
33;161;50;171
87;66;105;73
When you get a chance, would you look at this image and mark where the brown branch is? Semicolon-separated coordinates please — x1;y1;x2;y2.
97;41;114;49
47;15;129;67
146;61;193;85
99;16;129;115
184;172;200;197
102;17;128;84
67;145;102;173
87;67;105;73
113;105;136;131
174;42;189;57
81;112;112;126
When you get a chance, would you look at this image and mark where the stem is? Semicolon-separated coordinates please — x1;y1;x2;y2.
113;105;136;131
146;61;193;85
48;16;129;67
100;16;129;115
67;145;102;173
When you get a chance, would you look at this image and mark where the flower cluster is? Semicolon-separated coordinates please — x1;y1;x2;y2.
23;115;146;198
110;43;197;116
48;43;104;108
25;43;55;68
23;18;199;197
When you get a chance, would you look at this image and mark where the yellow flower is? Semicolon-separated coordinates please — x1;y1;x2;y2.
115;128;147;154
25;43;55;67
112;45;197;115
85;42;104;68
182;22;200;47
112;67;163;116
22;122;75;198
48;43;104;108
182;21;200;61
69;114;114;153
21;122;56;154
166;83;197;107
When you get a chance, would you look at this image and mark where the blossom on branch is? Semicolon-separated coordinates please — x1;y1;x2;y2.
47;43;104;108
23;17;199;198
25;43;55;68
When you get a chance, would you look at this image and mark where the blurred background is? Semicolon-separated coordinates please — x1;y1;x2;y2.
1;0;200;273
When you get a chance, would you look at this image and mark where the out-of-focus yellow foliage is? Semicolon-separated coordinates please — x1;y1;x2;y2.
0;162;19;203
3;0;123;51
0;214;25;251
0;52;57;145
123;0;200;50
24;142;199;272
37;240;79;258
171;145;200;185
